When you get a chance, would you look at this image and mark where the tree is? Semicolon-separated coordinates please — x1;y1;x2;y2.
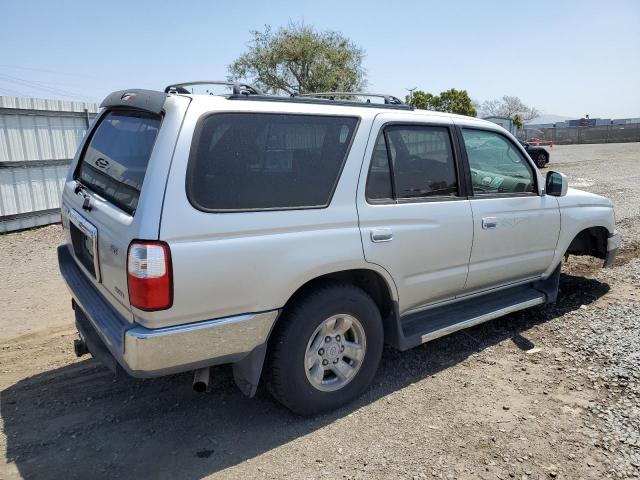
480;96;539;122
405;88;476;116
437;89;477;117
512;113;523;129
407;90;439;110
228;22;366;95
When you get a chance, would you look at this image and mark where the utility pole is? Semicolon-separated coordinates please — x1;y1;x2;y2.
406;87;417;105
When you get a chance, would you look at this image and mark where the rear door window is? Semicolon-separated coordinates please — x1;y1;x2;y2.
365;133;394;201
76;110;161;214
365;124;459;202
187;113;358;211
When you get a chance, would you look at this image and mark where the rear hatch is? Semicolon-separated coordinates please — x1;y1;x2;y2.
61;93;190;321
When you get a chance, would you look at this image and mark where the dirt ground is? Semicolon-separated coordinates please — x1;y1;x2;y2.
1;143;639;480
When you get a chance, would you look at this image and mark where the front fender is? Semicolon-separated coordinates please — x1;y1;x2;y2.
543;189;616;275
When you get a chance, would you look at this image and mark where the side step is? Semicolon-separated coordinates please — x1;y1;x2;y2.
399;284;546;350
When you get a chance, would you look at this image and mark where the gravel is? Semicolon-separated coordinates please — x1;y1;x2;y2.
559;254;640;478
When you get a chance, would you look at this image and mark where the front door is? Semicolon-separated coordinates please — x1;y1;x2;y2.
458;126;561;292
357;114;474;314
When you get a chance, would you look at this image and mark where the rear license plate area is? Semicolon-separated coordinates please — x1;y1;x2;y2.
68;209;99;280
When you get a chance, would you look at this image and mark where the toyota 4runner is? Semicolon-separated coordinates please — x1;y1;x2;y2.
58;82;620;415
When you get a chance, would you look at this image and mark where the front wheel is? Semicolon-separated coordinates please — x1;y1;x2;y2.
536;152;548;168
265;283;383;415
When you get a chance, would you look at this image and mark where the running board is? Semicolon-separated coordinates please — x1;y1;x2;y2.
399;285;546;350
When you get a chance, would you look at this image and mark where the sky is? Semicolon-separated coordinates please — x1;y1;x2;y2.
1;0;639;119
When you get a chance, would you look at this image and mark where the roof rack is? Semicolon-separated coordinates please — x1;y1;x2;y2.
227;94;413;111
164;83;413;110
297;92;405;105
164;80;263;96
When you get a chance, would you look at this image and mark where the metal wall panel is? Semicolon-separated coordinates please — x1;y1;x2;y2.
0;96;98;232
0;114;89;163
0;96;99;113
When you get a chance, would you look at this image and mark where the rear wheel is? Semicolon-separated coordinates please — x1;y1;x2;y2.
536;152;548;168
266;282;383;415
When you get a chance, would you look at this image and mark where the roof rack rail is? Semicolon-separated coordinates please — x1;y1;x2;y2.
164;81;263;96
297;92;405;105
227;94;413;110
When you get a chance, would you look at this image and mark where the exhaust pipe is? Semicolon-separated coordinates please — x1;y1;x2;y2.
193;368;210;393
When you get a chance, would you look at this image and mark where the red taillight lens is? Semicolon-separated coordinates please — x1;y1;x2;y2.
127;241;172;311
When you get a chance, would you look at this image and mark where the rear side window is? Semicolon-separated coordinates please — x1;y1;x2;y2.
76;110;161;215
187;113;358;211
365;133;393;201
365;124;458;202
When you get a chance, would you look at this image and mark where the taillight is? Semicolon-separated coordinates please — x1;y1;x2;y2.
127;241;172;311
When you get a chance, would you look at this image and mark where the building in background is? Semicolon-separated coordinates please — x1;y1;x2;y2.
0;96;98;232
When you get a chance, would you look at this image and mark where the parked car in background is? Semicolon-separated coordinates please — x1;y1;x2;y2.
58;82;619;415
519;139;550;168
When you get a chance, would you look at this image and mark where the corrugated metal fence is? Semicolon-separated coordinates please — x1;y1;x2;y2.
0;96;98;232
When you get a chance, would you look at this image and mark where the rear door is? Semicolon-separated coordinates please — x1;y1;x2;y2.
457;126;560;292
61;95;190;319
357;113;474;313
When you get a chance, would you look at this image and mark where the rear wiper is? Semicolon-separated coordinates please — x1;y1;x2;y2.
74;180;93;211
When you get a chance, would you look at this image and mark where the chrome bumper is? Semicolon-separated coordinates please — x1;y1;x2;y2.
604;231;621;268
122;311;278;375
58;245;279;377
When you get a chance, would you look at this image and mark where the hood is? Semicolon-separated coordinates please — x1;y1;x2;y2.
558;187;613;208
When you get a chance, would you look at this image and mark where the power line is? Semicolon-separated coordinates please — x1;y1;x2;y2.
0;64;105;81
0;85;26;96
0;73;96;101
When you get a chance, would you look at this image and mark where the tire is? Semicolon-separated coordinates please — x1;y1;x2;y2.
265;282;384;415
536;152;548;168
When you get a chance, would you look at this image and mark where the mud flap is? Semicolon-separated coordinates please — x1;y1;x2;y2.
533;263;561;304
232;343;267;397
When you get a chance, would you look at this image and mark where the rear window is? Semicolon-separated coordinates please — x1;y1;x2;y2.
187;113;359;211
76;110;161;214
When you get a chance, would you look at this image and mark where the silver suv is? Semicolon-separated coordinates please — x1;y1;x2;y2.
58;82;620;415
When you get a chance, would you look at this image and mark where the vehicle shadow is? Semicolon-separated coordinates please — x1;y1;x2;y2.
1;273;609;480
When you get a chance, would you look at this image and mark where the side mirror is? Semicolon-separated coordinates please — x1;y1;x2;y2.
545;171;568;197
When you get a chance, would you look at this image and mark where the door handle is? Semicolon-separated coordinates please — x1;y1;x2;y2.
371;228;393;243
482;217;498;230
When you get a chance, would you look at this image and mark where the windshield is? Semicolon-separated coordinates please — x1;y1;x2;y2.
76;110;161;214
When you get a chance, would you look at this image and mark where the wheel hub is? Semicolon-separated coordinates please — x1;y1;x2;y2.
304;314;366;392
324;340;341;362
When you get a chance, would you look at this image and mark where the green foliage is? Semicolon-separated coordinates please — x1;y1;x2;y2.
228;22;366;95
407;91;439;110
512;113;523;129
405;88;477;117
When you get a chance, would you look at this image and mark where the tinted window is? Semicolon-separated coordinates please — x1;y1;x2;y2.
188;113;358;211
387;125;457;199
365;133;393;201
77;110;161;214
462;129;536;194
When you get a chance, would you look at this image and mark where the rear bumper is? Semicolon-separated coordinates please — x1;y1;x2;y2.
604;231;621;268
58;245;279;377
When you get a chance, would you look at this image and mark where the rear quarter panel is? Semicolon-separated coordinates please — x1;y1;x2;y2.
145;99;386;328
